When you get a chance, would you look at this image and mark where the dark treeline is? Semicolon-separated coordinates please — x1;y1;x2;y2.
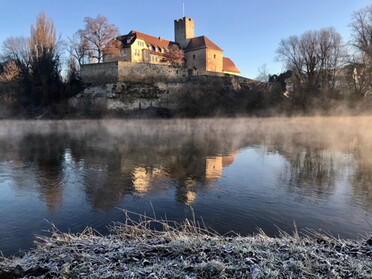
0;13;120;118
0;13;67;115
0;6;372;118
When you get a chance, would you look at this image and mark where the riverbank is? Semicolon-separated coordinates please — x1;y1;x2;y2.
1;214;371;278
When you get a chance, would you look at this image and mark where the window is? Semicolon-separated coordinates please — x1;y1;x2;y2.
137;41;144;47
214;54;216;59
155;46;159;52
134;49;141;56
120;49;127;56
193;55;195;59
148;45;152;51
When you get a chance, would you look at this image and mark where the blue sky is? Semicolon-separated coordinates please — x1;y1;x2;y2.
0;0;371;78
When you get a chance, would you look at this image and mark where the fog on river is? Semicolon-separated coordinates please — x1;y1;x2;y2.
0;117;372;256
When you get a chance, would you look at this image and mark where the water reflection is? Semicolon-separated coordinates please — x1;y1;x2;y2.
1;119;372;210
0;121;240;211
1;118;372;255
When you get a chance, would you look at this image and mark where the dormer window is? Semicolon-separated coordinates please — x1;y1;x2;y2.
155;46;159;52
148;45;152;51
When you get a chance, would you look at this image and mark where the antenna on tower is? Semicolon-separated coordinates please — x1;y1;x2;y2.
183;2;185;17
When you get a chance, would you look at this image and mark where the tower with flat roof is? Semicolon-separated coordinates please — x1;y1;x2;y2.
174;17;195;49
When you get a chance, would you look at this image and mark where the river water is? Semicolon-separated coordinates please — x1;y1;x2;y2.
1;117;372;256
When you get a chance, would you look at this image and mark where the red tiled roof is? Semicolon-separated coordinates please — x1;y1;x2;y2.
223;57;240;73
149;50;167;57
130;31;173;49
184;36;223;51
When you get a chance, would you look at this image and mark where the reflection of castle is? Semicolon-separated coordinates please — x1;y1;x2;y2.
131;167;166;196
4;128;240;212
127;152;238;205
205;153;237;183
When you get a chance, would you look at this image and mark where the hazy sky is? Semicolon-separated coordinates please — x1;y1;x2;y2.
0;0;371;78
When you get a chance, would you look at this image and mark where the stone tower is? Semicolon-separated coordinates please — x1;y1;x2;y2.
174;17;195;49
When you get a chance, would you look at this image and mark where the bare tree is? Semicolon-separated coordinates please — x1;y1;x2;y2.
67;32;88;66
161;44;184;65
256;64;270;82
2;37;31;71
79;15;120;63
317;28;344;91
276;28;344;95
66;54;79;83
350;5;372;59
349;5;372;98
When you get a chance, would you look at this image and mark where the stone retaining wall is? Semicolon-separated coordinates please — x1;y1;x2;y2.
81;62;189;84
81;62;119;83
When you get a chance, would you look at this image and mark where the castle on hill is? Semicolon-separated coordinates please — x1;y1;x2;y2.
104;17;240;76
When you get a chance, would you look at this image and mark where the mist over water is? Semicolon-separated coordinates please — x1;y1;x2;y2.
1;117;372;256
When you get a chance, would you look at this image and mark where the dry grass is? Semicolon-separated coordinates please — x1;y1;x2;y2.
1;210;372;278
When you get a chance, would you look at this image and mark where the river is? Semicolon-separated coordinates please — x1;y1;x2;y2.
1;117;372;256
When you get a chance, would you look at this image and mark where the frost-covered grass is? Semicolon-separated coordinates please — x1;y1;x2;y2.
1;211;372;278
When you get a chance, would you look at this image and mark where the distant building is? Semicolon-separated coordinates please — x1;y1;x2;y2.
104;17;240;76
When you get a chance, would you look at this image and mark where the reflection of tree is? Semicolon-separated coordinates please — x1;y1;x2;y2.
17;134;65;211
81;150;133;211
283;148;338;198
351;137;372;212
352;162;372;211
266;126;372;210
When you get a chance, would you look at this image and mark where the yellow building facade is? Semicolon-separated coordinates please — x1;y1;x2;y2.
105;31;172;65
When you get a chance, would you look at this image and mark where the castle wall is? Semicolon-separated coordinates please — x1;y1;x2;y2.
117;62;188;82
184;49;207;72
206;49;223;73
184;49;223;73
81;61;189;84
81;62;119;83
